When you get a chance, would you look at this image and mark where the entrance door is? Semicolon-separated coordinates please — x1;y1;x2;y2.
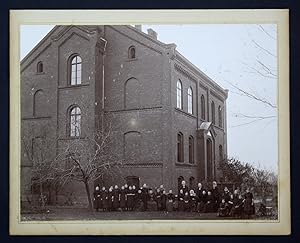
207;138;213;181
125;176;140;188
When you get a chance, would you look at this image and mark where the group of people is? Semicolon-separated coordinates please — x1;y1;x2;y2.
93;180;256;218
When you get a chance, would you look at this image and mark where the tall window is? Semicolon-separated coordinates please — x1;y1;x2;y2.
187;87;193;114
176;80;183;109
70;55;82;85
201;95;205;120
189;135;194;163
211;101;215;124
128;46;136;59
177;132;184;162
70;106;81;137
33;89;44;117
218;106;223;128
37;61;43;73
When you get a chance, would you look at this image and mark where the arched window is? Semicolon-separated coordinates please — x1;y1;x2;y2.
189;135;194;163
176;80;183;109
187;87;193;114
201;95;205;120
69;106;81;137
211;101;215;124
37;61;43;73
124;131;141;162
128;46;136;59
218;106;223;128
124;78;140;109
219;145;223;162
70;55;82;85
177;132;184;162
33;89;44;117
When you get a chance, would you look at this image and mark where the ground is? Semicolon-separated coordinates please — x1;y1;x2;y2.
21;207;277;221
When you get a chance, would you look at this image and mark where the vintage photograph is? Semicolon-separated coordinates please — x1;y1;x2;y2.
10;9;290;235
20;24;278;220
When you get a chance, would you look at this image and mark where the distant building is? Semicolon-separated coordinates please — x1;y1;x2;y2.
21;25;228;205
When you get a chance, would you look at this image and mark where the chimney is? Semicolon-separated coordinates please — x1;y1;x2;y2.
147;28;158;40
135;25;142;31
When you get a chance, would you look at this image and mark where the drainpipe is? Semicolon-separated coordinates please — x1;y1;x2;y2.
99;37;107;132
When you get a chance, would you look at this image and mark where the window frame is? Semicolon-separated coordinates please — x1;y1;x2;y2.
201;95;206;120
128;46;136;59
211;101;215;124
69;55;82;86
177;132;184;162
218;105;223;128
187;87;193;114
69;106;81;138
188;135;194;164
37;61;44;73
176;80;183;109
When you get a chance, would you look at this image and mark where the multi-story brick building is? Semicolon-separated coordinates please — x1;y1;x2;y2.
21;25;228;204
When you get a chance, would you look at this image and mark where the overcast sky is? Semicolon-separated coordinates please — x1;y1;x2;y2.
20;24;278;172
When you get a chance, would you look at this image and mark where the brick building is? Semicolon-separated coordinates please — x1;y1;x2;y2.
21;25;228;205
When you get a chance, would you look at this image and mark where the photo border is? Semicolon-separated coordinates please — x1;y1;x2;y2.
9;9;290;235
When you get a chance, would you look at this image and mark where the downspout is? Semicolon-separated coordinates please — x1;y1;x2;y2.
99;37;107;132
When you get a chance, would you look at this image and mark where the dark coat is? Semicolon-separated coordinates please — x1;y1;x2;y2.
166;193;174;212
93;190;101;209
113;189;120;209
102;190;108;209
119;189;127;209
179;185;189;194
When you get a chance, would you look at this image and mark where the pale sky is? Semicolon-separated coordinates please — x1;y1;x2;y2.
20;24;278;172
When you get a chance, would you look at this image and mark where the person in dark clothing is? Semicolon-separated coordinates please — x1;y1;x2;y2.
204;191;214;213
211;181;220;212
135;189;144;211
183;192;190;212
101;187;108;212
155;188;162;210
243;189;254;218
108;186;113;211
197;188;207;213
141;184;149;211
126;186;135;211
161;190;167;211
173;195;179;211
166;190;174;212
147;189;157;211
112;185;120;211
178;189;185;211
93;186;101;212
231;194;244;218
119;186;127;211
222;187;231;203
179;180;189;194
132;185;138;209
218;199;228;217
189;190;198;212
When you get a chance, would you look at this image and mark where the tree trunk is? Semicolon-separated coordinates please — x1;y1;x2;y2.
84;179;93;211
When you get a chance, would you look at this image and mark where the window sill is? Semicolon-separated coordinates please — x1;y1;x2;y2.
58;83;90;89
126;58;138;62
175;162;197;167
36;72;45;75
174;108;197;119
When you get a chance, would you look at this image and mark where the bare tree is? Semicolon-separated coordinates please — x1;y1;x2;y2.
225;24;277;127
22;121;123;211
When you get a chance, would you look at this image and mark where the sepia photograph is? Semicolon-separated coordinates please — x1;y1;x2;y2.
10;10;290;235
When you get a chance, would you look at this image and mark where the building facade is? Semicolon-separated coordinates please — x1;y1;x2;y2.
21;25;228;205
